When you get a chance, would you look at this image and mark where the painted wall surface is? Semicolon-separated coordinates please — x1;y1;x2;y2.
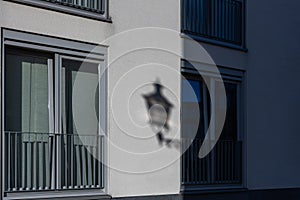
182;0;300;191
0;0;181;198
245;0;300;190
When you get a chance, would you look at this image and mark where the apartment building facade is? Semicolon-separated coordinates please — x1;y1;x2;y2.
1;0;300;200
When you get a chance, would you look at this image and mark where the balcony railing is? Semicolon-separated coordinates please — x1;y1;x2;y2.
4;131;104;192
181;138;242;186
43;0;106;14
181;0;245;46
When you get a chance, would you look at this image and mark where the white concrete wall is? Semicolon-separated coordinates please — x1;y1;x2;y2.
0;0;181;198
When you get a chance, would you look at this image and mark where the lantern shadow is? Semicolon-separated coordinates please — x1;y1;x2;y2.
143;79;180;150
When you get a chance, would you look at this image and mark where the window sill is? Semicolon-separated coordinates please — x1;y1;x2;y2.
181;185;247;195
4;190;111;200
181;33;248;52
4;0;112;22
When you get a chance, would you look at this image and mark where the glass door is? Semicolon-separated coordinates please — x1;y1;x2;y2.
59;56;104;189
4;49;105;192
4;48;54;191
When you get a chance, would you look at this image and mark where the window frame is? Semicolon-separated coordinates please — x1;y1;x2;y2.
1;28;108;199
4;0;111;22
180;60;246;192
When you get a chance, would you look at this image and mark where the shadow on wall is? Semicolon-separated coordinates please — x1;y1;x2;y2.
142;79;180;150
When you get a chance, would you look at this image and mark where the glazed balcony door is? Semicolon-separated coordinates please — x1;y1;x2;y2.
4;50;104;193
59;57;104;189
4;48;54;191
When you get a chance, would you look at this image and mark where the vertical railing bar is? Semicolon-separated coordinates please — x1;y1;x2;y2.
99;136;103;188
185;139;188;184
17;133;22;190
222;141;225;183
236;141;239;182
226;0;229;40
100;136;104;188
224;141;227;183
13;132;17;190
45;137;50;190
219;141;222;183
180;138;182;185
239;141;242;183
79;143;84;188
216;141;219;183
50;134;55;190
231;141;234;182
82;142;86;188
75;142;81;188
187;139;190;184
27;134;31;190
39;135;44;190
220;0;225;39
64;135;67;189
200;140;203;183
86;138;92;187
195;139;199;183
191;141;194;184
32;134;37;190
21;135;26;190
192;0;196;33
224;141;229;183
219;0;222;39
230;0;234;42
181;139;185;184
90;143;95;188
226;141;229;182
7;132;11;191
194;0;198;34
70;134;74;188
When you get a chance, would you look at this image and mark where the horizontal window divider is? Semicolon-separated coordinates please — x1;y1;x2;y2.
181;60;245;81
3;29;108;56
4;40;105;61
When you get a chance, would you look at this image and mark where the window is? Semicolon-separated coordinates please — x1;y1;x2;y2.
181;63;244;190
5;0;109;21
181;0;245;49
2;29;107;198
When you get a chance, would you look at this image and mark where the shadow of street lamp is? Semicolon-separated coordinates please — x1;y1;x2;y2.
143;80;177;147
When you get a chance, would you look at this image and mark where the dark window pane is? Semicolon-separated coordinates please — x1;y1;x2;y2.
5;49;50;133
219;82;238;140
181;79;204;139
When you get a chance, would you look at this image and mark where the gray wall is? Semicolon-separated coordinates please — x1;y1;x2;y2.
183;0;300;190
246;0;300;189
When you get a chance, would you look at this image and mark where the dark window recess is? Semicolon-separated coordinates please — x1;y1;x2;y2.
181;0;245;46
181;74;242;187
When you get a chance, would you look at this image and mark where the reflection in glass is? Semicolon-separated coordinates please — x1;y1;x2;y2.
61;59;102;189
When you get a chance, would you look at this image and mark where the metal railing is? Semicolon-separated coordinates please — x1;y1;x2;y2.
181;0;244;45
43;0;106;14
4;131;104;192
181;138;242;186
